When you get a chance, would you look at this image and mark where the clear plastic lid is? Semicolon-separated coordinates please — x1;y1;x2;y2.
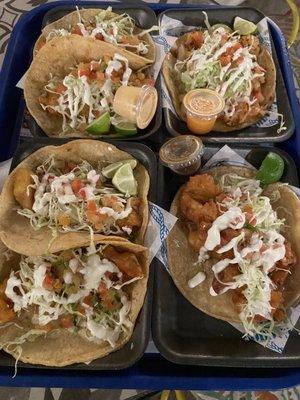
136;85;158;129
159;136;204;170
183;89;225;117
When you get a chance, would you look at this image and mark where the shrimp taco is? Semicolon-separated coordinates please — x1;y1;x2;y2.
34;7;156;65
0;237;149;366
167;166;300;338
162;25;276;132
0;140;149;255
25;35;155;137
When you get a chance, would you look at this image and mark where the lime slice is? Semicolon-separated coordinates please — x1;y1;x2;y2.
112;163;137;196
211;23;233;34
256;152;285;187
233;17;257;35
113;120;137;136
102;159;137;179
86;112;111;135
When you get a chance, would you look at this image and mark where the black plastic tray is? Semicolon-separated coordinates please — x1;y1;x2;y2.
27;3;161;141
159;7;295;143
8;137;157;371
152;144;300;368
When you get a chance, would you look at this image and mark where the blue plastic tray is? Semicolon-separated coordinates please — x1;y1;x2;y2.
1;0;300;391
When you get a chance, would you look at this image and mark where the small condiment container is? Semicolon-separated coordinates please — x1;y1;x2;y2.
183;89;225;135
113;85;158;129
159;136;204;176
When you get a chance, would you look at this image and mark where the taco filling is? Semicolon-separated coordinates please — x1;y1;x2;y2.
38;54;154;134
39;7;154;57
0;243;143;348
14;156;142;239
179;173;297;337
164;27;275;130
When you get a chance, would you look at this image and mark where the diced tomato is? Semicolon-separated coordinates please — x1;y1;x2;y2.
86;200;108;229
190;31;204;48
43;274;54;290
54;84;67;94
82;294;93;307
219;54;231;66
59;315;73;329
235;56;244;65
71;25;83;35
226;43;242;56
98;282;108;296
95;33;104;41
220;34;228;45
216;193;228;202
78;188;87;200
96;71;105;84
260;244;269;253
78;63;91;78
101;291;115;310
248;216;257;225
71;179;84;195
87;200;97;213
243;204;253;214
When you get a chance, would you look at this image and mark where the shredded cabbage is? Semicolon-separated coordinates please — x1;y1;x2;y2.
17;156;135;239
192;173;288;338
175;27;264;116
45;7;150;56
4;245;138;348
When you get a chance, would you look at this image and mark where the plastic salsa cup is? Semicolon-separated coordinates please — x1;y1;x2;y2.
183;89;225;135
159;135;204;175
113;85;158;129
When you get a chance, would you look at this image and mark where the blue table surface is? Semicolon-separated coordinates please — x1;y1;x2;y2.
0;0;300;391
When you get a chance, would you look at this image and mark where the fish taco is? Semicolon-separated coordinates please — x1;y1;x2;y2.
0;237;149;366
34;7;156;65
25;35;155;137
167;166;300;338
162;25;276;132
0;140;149;255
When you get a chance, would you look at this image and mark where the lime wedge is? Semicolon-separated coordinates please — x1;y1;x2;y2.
233;17;258;35
211;23;233;34
102;159;137;179
113;120;137;136
112;163;138;196
86;112;111;135
256;152;285;187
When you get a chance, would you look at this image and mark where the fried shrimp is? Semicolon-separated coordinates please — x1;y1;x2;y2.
13;167;35;209
180;192;219;224
185;174;221;202
117;210;142;232
187;221;212;251
103;246;143;279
